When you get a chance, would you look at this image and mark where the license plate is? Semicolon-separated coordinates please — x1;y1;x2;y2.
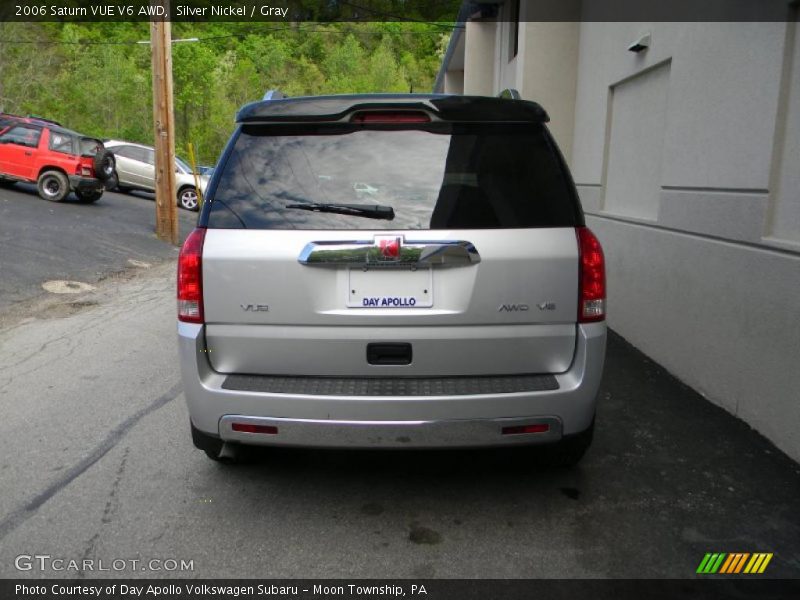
348;268;433;308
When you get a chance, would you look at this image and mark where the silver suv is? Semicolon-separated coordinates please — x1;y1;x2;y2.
179;92;606;466
104;140;209;211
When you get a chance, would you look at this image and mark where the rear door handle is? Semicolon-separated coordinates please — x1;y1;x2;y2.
367;343;412;365
299;237;480;267
24;152;32;156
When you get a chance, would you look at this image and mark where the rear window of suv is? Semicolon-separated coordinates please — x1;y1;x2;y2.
49;131;76;155
206;123;581;230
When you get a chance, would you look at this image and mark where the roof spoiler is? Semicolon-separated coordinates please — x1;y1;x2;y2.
237;93;549;123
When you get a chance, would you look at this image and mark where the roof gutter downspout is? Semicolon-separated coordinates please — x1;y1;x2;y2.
432;1;473;93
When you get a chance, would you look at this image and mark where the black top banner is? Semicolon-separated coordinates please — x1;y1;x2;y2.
2;0;462;22
0;0;796;23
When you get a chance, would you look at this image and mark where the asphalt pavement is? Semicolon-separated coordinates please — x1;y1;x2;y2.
0;183;798;580
0;182;195;312
0;271;798;579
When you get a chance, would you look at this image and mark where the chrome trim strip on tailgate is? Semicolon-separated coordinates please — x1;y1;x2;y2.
298;238;481;267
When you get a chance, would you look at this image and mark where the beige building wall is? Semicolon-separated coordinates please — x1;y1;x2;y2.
441;11;579;162
438;13;800;462
516;22;579;162
463;20;497;96
571;22;800;462
443;70;464;95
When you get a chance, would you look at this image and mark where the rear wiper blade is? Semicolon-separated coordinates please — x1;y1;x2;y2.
285;202;394;221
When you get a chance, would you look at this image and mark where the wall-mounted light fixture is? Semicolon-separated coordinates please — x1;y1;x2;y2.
628;33;651;53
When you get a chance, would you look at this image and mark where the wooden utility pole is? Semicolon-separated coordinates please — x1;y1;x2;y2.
0;25;5;113
150;1;178;245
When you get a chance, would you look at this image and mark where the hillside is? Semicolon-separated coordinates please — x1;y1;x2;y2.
0;21;451;163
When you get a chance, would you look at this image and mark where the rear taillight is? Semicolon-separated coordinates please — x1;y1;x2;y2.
577;227;606;322
77;164;92;176
178;228;206;323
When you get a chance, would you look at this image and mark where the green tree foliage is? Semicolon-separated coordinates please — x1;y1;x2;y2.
0;22;451;164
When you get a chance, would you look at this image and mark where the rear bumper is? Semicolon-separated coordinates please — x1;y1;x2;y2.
179;322;606;449
68;176;103;193
218;415;563;448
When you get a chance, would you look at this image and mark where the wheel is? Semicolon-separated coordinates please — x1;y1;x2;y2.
204;448;228;462
75;189;103;203
37;170;69;202
190;422;254;463
191;422;229;463
178;187;200;211
534;419;595;468
104;172;119;191
203;442;245;464
93;150;116;182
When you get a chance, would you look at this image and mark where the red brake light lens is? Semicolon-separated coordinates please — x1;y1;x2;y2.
178;228;206;323
232;423;278;435
502;424;550;435
350;111;431;124
577;227;606;322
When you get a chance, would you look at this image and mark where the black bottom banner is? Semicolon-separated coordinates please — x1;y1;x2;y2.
3;579;800;600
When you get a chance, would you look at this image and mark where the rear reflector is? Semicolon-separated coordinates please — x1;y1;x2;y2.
231;423;278;435
350;111;431;124
502;424;550;435
576;227;606;322
177;228;206;323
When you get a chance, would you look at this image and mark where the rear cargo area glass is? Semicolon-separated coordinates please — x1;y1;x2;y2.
207;124;579;230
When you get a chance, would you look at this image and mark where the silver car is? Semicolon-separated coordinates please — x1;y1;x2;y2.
104;139;209;211
178;92;607;466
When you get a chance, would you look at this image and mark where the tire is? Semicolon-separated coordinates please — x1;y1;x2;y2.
534;419;595;468
191;422;230;463
104;172;119;191
203;443;246;464
178;186;200;211
190;422;255;464
37;170;70;202
75;189;103;203
93;150;115;181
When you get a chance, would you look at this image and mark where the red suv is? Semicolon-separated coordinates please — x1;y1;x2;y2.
0;120;115;203
0;113;62;130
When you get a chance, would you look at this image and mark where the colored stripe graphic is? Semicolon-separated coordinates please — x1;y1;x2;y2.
700;552;773;574
744;553;774;574
744;554;759;573
719;554;735;574
733;553;750;573
719;553;750;574
697;553;727;573
697;554;714;573
710;553;726;573
758;554;774;573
